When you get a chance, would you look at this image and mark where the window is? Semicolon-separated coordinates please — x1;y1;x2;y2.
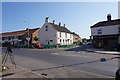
50;40;53;42
66;40;67;44
60;32;61;38
8;36;11;40
16;36;18;39
97;29;102;34
60;39;61;42
2;37;5;41
63;39;64;44
45;26;48;31
18;36;22;39
50;40;53;44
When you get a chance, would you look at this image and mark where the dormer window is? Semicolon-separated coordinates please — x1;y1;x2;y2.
45;26;48;31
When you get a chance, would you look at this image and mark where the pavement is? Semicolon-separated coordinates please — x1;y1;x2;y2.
1;46;118;79
85;48;120;55
1;63;113;78
1;63;47;78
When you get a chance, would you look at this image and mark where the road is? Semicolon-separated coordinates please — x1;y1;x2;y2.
1;45;119;78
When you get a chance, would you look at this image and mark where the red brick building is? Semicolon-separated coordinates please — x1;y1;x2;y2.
0;28;40;46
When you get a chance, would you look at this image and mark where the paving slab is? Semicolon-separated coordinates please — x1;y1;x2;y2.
2;65;43;78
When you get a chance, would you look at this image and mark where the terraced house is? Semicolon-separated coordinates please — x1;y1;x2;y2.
90;14;120;50
1;18;80;47
38;17;73;45
0;28;40;46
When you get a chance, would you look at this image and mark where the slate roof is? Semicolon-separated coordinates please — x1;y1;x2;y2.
0;28;40;36
90;19;120;28
49;23;72;33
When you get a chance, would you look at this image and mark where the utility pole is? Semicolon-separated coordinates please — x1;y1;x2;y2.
27;28;30;48
24;21;30;48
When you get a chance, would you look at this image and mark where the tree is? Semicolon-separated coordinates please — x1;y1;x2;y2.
34;36;39;43
82;38;87;44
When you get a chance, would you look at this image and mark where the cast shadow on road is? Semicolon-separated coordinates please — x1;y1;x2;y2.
31;57;117;71
2;73;14;77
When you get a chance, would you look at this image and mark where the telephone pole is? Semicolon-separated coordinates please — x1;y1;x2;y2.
24;21;30;48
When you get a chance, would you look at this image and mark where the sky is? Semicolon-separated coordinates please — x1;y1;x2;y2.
2;2;118;39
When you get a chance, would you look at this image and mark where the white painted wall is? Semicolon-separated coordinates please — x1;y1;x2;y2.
91;25;119;36
38;23;57;45
57;31;73;45
38;18;73;45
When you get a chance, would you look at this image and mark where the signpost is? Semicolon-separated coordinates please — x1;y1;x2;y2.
26;37;30;47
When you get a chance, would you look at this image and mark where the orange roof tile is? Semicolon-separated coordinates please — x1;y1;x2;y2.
0;28;40;37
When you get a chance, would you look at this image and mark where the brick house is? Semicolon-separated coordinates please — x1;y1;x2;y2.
0;28;40;46
72;32;82;44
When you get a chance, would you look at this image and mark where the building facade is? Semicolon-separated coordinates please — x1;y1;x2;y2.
38;17;73;45
72;32;82;44
0;28;40;46
90;14;120;50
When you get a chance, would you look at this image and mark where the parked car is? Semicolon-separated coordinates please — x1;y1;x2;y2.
86;42;92;45
30;43;43;49
115;68;120;80
36;43;43;49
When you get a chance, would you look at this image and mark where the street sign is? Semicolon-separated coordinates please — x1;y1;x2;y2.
26;37;30;41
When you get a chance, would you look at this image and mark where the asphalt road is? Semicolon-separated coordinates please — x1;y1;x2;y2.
1;45;119;78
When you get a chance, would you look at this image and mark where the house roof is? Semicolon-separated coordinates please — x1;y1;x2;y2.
27;28;40;34
49;23;72;33
90;19;120;28
72;32;80;37
0;28;40;36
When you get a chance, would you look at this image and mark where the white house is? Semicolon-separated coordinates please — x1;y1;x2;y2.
90;14;120;50
38;17;73;45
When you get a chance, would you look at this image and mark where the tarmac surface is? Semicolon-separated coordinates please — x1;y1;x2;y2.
1;45;119;79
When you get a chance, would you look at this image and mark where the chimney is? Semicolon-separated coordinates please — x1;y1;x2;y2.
45;17;49;23
107;14;111;21
59;22;61;26
53;20;55;24
64;24;65;27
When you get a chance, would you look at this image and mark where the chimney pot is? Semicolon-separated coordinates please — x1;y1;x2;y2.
59;22;61;26
64;24;65;27
107;14;111;21
53;20;55;24
45;17;49;23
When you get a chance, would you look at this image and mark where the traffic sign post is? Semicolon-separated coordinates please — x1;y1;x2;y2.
26;37;30;47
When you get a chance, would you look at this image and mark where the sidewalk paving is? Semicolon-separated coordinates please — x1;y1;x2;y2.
1;64;114;78
85;48;120;55
2;64;45;78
